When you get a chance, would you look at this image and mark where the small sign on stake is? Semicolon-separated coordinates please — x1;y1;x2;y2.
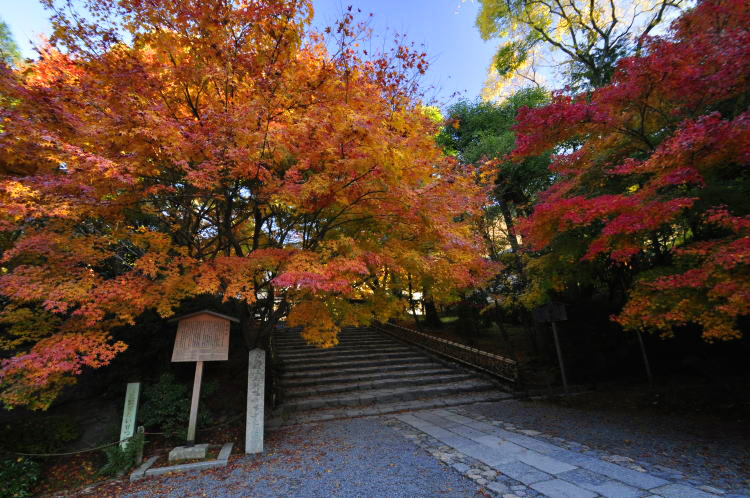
532;302;567;323
532;302;569;394
170;310;237;446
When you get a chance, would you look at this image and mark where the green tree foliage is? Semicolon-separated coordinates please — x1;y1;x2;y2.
475;0;687;96
438;87;552;260
0;414;80;454
438;88;552;314
0;457;40;498
0;20;21;66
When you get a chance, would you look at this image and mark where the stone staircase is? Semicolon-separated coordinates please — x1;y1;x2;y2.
270;326;511;426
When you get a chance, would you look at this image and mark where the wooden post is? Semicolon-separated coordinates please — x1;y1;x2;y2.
135;426;145;465
636;330;653;386
170;310;237;452
187;360;204;445
551;321;568;395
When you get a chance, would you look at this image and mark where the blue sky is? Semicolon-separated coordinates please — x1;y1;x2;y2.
0;0;497;107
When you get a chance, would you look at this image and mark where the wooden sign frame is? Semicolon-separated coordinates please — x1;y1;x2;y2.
171;312;232;362
532;302;568;323
170;310;237;445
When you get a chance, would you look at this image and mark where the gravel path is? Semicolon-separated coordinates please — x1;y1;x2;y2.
120;417;482;498
466;398;750;495
88;394;749;497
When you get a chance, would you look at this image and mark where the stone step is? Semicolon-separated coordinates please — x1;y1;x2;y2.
278;329;386;336
279;344;409;355
274;328;383;337
282;351;419;366
281;367;459;388
276;336;398;346
284;372;474;398
282;379;498;412
270;390;513;427
276;344;400;355
274;337;393;347
281;355;430;373
281;360;439;380
271;326;514;424
279;332;387;340
276;345;411;359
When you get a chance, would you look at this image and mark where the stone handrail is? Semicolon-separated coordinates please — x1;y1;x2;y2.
375;322;519;383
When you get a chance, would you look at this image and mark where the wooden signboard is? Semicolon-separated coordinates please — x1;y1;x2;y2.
170;310;237;445
171;313;231;362
532;302;567;323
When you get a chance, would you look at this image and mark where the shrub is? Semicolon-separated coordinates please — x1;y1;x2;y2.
0;415;80;454
138;373;215;439
98;430;144;477
0;457;40;498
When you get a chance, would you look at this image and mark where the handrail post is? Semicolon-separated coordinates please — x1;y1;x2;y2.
551;321;568;395
375;321;518;384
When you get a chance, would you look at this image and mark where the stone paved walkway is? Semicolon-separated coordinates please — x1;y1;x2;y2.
389;407;747;498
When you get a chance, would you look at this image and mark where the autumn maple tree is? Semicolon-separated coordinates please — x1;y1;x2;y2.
0;0;492;409
511;0;750;341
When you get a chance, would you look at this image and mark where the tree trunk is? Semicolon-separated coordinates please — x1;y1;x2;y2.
236;300;264;350
408;274;422;330
499;202;525;283
422;287;442;329
499;202;539;355
493;297;516;360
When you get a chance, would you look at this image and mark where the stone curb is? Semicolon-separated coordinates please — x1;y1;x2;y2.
269;392;513;428
129;442;233;481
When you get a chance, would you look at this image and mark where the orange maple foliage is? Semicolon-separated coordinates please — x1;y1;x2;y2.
0;0;493;408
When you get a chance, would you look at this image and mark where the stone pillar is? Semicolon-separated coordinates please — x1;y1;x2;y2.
120;382;140;450
245;348;265;454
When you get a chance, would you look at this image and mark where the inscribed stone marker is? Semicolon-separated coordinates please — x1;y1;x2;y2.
245;348;265;454
120;382;141;449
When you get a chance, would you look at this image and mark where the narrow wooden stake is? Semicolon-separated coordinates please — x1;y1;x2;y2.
551;321;569;395
135;426;145;465
636;330;654;386
187;360;204;445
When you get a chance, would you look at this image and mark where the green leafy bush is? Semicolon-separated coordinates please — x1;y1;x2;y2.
1;414;80;454
138;373;215;438
99;430;144;477
0;457;40;498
